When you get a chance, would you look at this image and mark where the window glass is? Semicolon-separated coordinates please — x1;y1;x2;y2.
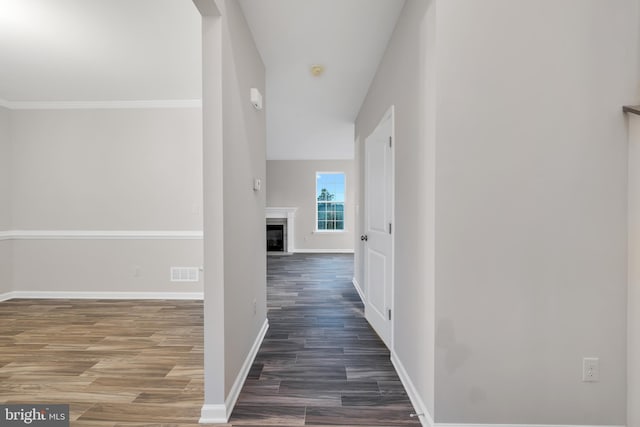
316;173;345;231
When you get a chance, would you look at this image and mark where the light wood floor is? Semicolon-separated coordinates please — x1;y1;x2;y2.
0;299;204;426
0;254;418;426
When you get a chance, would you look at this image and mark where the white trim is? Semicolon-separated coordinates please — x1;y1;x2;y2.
200;319;269;424
391;351;434;427
352;277;365;303
0;292;14;302
363;104;395;349
294;248;354;254
198;404;227;424
389;352;622;427
266;207;297;253
0;99;202;110
265;207;298;218
1;230;203;240
388;105;396;353
224;319;269;418
3;291;203;300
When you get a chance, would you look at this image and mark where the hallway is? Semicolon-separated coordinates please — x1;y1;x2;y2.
229;253;419;426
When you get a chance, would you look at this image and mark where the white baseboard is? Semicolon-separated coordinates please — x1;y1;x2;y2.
2;291;203;300
294;248;354;254
224;318;269;418
199;318;269;424
198;404;227;424
0;291;14;302
352;277;365;303
389;352;624;427
391;351;434;427
438;424;625;427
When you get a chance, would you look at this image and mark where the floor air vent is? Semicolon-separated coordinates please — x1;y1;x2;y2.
171;267;199;282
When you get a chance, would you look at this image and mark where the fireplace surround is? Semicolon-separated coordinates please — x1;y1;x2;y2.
265;207;297;253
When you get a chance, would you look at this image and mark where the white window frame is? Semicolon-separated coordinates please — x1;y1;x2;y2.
315;171;346;233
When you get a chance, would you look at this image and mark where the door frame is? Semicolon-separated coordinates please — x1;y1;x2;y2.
363;104;395;350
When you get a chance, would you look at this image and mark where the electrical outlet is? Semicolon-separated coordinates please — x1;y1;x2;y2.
583;357;599;382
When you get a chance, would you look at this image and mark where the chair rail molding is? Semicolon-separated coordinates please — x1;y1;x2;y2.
0;230;203;240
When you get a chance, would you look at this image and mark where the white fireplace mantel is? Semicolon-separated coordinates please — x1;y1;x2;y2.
265;207;297;253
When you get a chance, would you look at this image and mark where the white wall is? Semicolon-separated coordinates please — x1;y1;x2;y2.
267;160;355;252
11;109;202;230
357;0;638;424
434;1;636;423
11;239;201;294
355;0;436;417
8;107;203;294
215;0;268;397
0;107;10;231
628;113;640;427
0;106;11;295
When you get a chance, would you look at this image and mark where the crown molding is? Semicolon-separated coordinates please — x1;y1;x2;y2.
0;99;202;110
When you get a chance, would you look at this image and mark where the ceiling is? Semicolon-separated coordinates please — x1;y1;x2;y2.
0;0;405;160
239;0;405;160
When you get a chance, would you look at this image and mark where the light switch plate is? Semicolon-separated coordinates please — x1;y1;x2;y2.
583;357;599;382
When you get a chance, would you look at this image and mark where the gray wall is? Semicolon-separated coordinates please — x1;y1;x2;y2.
7;107;203;294
267;160;355;252
356;0;637;423
0;106;11;295
355;0;436;416
11;109;202;230
434;1;635;423
628;114;640;427
216;0;268;396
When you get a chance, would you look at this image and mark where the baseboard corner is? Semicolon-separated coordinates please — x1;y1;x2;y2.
199;404;228;424
223;318;269;418
352;277;365;303
198;319;268;424
391;351;434;427
0;291;15;302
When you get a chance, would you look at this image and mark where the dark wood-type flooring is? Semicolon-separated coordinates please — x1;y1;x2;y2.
0;253;418;426
229;254;419;426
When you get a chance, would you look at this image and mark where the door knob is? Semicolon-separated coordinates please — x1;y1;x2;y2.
360;235;368;241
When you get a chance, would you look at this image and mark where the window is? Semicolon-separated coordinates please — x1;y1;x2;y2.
316;172;345;231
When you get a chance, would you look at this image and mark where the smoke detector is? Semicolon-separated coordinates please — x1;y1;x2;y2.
310;64;325;77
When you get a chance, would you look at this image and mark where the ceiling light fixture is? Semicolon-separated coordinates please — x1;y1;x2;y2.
310;65;325;77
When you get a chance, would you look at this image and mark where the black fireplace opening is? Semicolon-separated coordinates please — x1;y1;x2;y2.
266;224;284;252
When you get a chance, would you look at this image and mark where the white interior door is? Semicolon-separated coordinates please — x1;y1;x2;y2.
363;106;394;348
